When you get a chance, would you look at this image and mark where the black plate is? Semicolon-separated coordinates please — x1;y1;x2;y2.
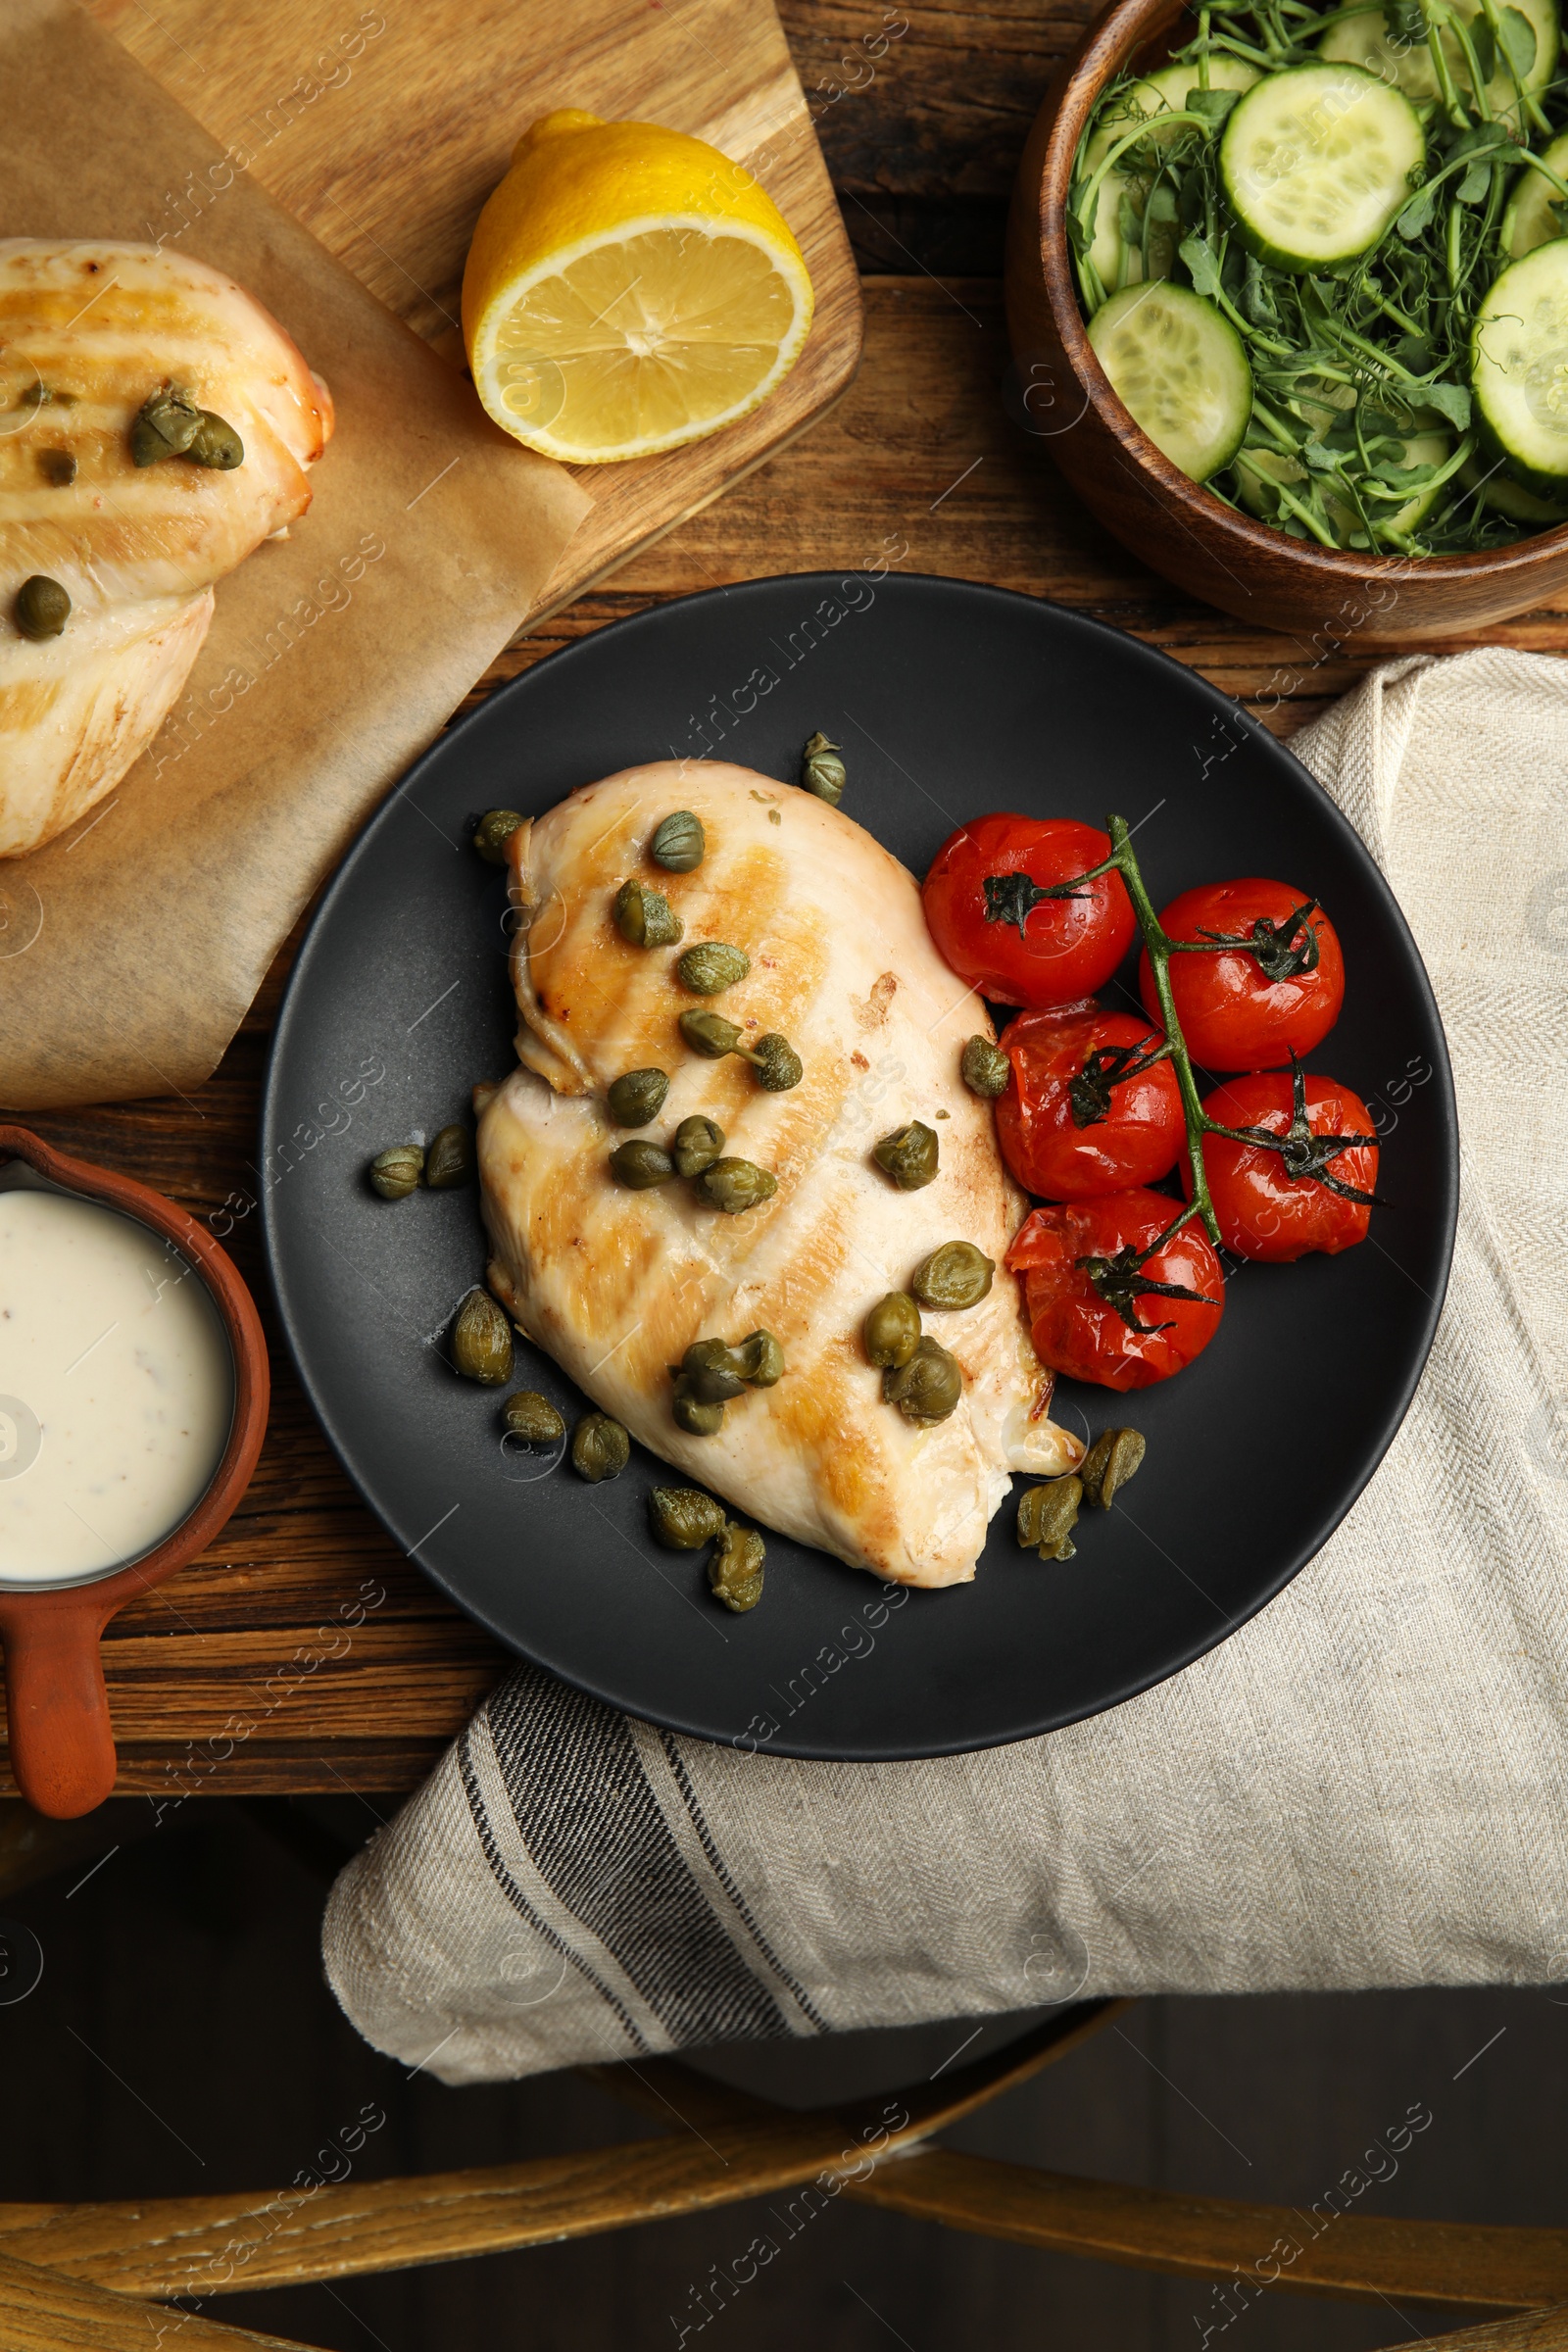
262;575;1457;1761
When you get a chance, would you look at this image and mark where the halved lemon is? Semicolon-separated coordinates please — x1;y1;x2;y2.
462;110;815;464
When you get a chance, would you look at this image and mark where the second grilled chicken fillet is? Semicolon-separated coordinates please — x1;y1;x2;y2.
0;239;333;857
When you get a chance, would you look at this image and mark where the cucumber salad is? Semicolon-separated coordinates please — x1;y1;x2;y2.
1069;0;1568;549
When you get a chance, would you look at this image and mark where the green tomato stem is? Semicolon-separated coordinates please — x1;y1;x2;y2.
1065;817;1224;1246
1106;816;1221;1243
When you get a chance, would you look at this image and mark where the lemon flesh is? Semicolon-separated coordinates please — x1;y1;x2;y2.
464;114;814;464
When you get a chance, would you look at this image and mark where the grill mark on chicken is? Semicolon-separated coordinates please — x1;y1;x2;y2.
0;677;59;730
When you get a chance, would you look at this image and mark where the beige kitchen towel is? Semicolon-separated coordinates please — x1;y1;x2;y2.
323;648;1568;2082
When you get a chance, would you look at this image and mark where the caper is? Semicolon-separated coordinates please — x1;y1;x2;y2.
863;1292;921;1369
710;1522;765;1612
648;1486;728;1547
873;1121;939;1191
14;574;71;641
39;448;76;488
650;809;705;872
748;1033;803;1092
671;1114;725;1177
425;1123;474;1189
680;1009;742;1058
453;1288;514;1385
502;1391;565;1446
368;1145;423;1200
1017;1476;1083;1560
610;1140;676;1188
677;941;751;996
736;1329;785;1387
677;1009;800;1088
472;808;523;864
186;410;244;468
801;731;847;806
678;1331;784;1400
672;1376;725;1435
911;1241;995;1312
644;895;684;948
882;1335;962;1424
129;383;201;466
614;877;683;948
572;1411;630;1482
680;1339;750;1404
961;1035;1011;1100
1079;1427;1147;1510
696;1157;778;1215
607;1068;670;1127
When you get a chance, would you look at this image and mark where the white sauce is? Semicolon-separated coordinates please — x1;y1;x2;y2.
0;1190;234;1587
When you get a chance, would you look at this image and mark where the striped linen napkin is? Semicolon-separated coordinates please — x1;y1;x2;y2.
323;649;1568;2081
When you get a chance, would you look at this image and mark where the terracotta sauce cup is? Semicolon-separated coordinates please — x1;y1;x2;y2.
0;1126;269;1818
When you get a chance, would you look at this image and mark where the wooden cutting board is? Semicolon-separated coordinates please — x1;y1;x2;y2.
82;0;862;621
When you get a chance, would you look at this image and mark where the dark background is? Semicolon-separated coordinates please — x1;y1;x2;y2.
6;6;1562;2347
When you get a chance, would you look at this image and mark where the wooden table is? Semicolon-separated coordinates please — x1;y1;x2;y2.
8;1;1565;1803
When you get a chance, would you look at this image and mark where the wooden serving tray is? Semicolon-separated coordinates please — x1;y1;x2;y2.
83;0;864;621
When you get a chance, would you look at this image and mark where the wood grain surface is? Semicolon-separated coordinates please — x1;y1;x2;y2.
0;2248;312;2351
849;2152;1568;2307
7;1;1568;1800
7;2144;1563;2312
79;0;864;620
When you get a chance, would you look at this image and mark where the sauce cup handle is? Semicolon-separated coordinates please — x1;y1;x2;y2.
0;1594;118;1818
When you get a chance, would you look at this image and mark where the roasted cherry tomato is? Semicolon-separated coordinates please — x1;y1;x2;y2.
1005;1186;1225;1391
1185;1068;1379;1262
923;814;1136;1008
995;1004;1185;1200
1140;878;1345;1070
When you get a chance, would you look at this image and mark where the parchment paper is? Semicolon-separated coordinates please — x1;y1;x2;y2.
0;0;590;1109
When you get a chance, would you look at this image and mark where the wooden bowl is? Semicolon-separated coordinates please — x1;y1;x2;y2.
1004;0;1568;642
0;1128;270;1819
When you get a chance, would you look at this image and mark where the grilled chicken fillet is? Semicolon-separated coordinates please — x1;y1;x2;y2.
0;240;332;857
476;760;1082;1589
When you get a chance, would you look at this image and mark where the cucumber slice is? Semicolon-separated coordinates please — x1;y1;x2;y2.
1328;428;1453;538
1457;452;1568;518
1234;445;1312;512
1503;129;1568;256
1320;0;1558;127
1086;169;1179;294
1082;59;1258;293
1473;241;1568;489
1085;57;1261;171
1087;281;1254;480
1220;63;1425;270
1235;430;1452;542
